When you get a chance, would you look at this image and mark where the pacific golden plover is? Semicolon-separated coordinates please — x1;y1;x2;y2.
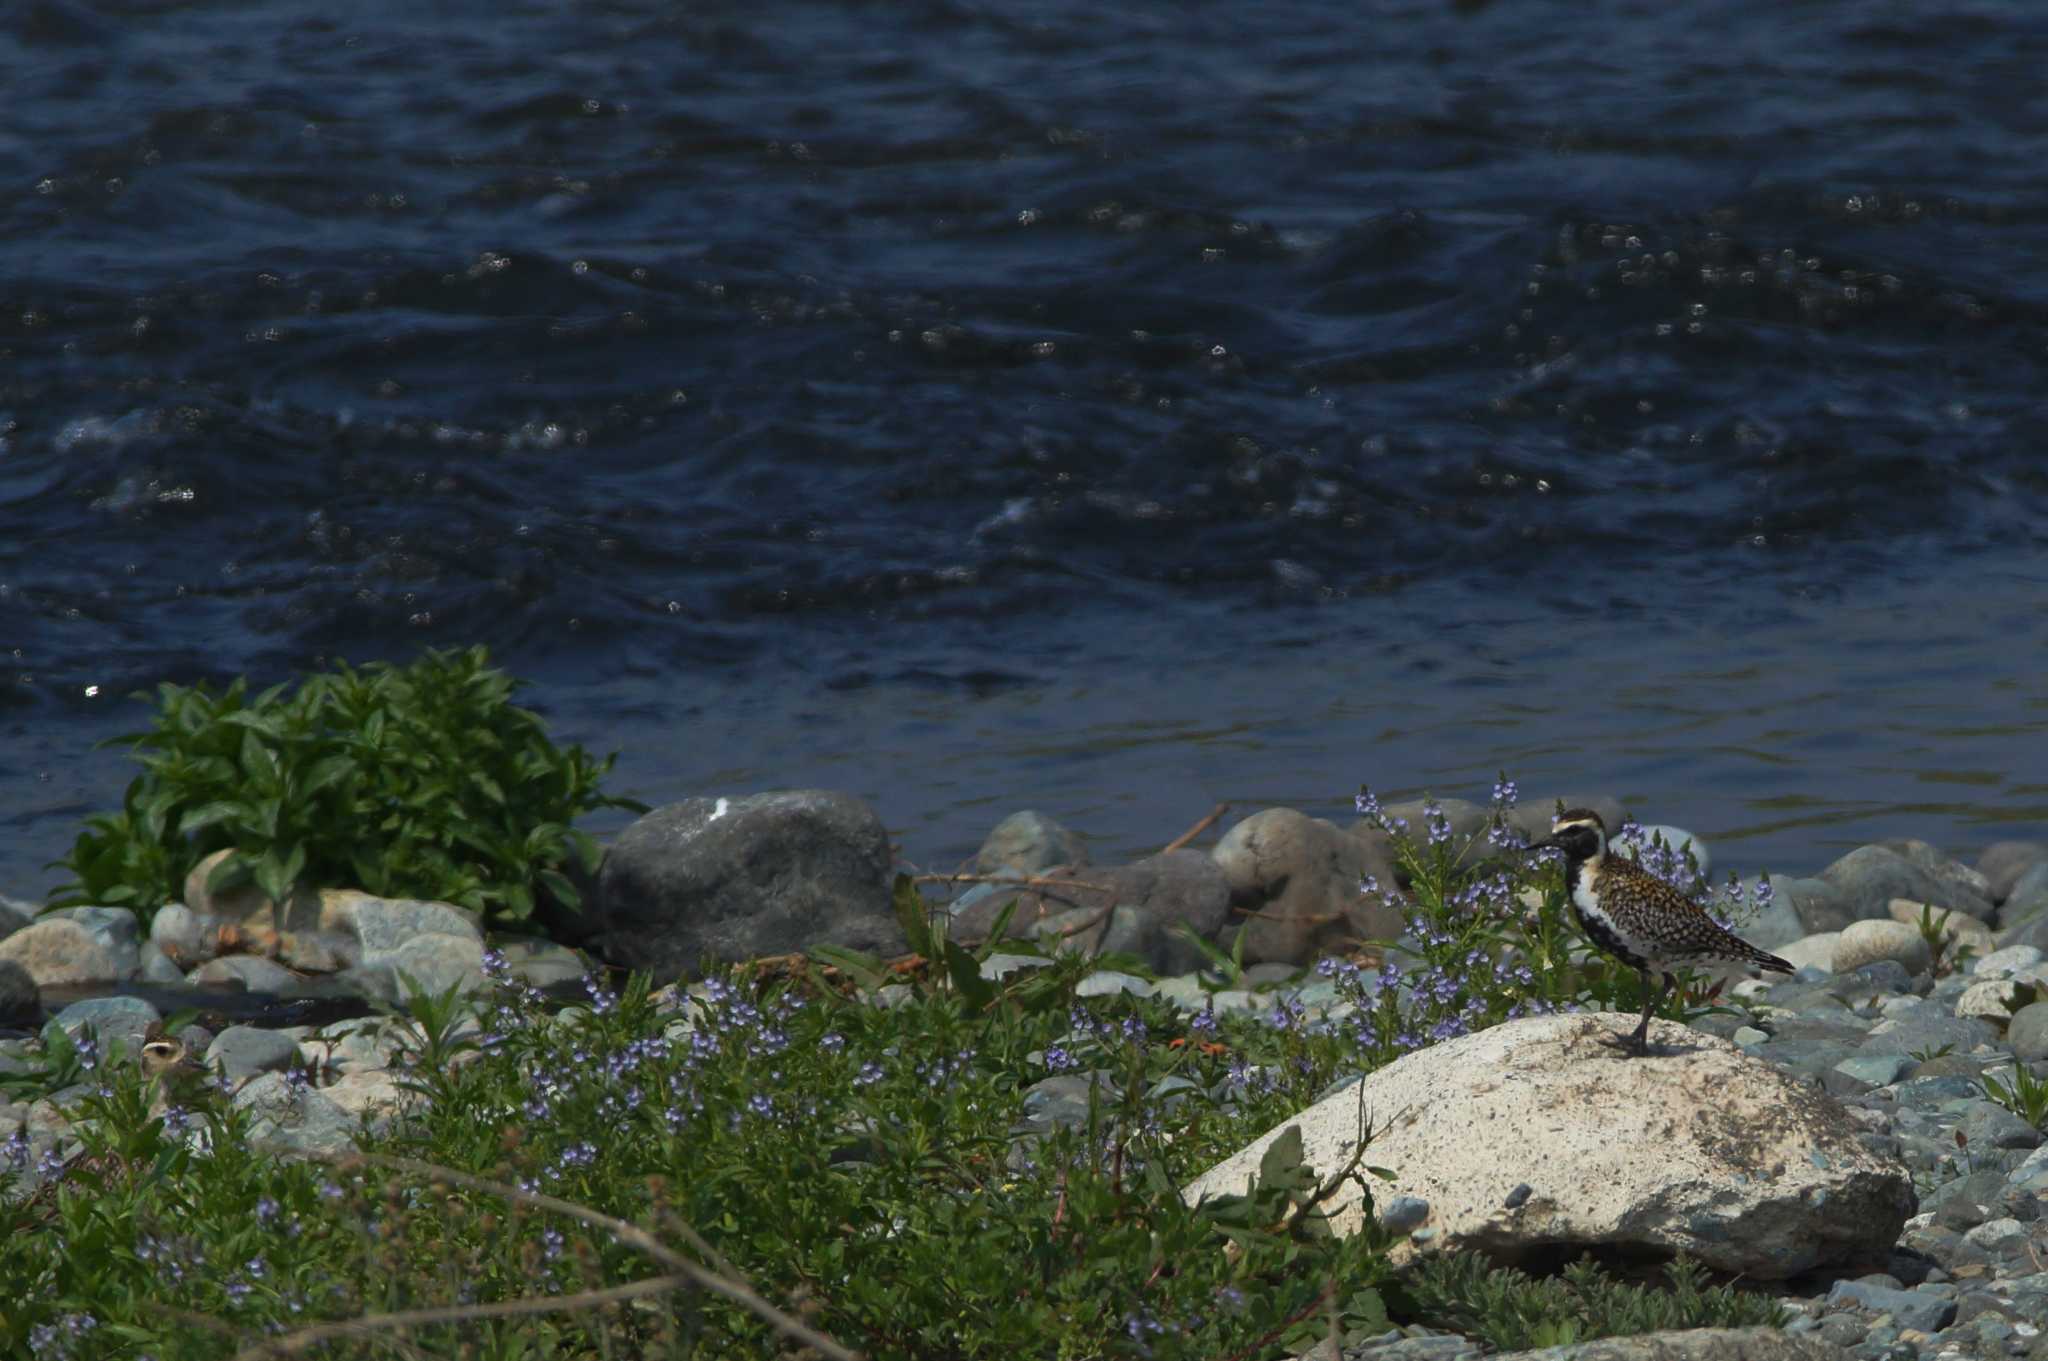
139;1022;215;1116
1526;809;1793;1055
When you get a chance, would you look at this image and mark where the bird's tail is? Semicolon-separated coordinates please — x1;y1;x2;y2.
1745;941;1794;974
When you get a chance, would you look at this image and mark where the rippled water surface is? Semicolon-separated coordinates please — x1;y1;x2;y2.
4;0;2047;896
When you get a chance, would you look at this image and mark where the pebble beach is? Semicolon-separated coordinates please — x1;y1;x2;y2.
3;792;2047;1361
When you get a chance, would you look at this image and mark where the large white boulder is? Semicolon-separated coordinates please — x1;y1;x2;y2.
1185;1012;1914;1280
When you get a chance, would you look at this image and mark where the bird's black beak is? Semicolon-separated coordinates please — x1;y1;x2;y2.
1522;835;1561;855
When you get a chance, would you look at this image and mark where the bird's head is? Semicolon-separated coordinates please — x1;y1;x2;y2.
1524;808;1607;863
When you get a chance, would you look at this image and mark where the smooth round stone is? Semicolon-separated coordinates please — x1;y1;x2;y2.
148;902;217;966
1973;945;2044;978
1838;1054;1915;1088
205;1026;301;1082
1897;1075;1984;1105
1842;960;1920;996
48;995;160;1054
493;937;587;990
1958;978;2030;1022
0;920;123;986
1963;1218;2030;1254
1961;1103;2045;1152
978;953;1053;982
1732;1025;1770;1048
1148;974;1212;1009
1075;971;1153;999
189;955;300;992
40;905;141;953
1287;979;1343;1009
136;942;185;986
2008;1002;2048;1062
974;810;1088;876
1380;1195;1430;1232
1835;920;1932;976
1778;934;1842;974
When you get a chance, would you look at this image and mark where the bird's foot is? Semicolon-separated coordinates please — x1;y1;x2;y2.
1601;1028;1653;1057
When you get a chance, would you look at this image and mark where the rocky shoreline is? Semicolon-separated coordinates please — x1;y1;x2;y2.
3;790;2047;1361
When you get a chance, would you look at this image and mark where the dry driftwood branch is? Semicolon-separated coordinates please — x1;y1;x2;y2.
227;1275;691;1359
1160;802;1229;855
240;1143;862;1361
911;870;1121;896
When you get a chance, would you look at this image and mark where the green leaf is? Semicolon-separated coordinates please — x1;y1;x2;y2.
277;841;306;894
810;944;888;992
538;868;581;911
178;800;251;838
1258;1125;1309;1195
205;851;252;894
255;850;289;906
240;729;280;785
943;938;996;1013
974;899;1020;959
891;873;935;960
296;753;357;800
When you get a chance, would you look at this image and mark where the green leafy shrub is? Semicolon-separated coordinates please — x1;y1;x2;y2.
51;646;643;930
1395;1250;1787;1351
1;954;1403;1360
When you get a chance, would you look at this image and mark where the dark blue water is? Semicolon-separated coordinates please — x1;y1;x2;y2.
4;0;2047;900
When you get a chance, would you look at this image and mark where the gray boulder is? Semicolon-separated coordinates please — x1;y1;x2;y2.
974;810;1088;876
1819;845;1992;923
2007;1001;2048;1063
235;1071;360;1157
1979;841;2048;905
48;995;160;1057
2002;861;2048;924
40;906;141;960
205;1026;302;1083
1211;807;1401;965
188;955;300;992
1997;886;2048;953
1491;1330;1849;1361
0;919;124;986
952;850;1230;974
1878;838;1993;907
149;904;221;969
1825;1279;1956;1332
1757;874;1858;937
1858;1012;1999;1057
592;790;899;981
347;932;487;1003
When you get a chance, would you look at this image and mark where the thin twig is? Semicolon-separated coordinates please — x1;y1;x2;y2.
1227;906;1348;926
1160;803;1229;855
248;1143;862;1361
1216;1279;1338;1361
911;871;1122;895
228;1275;691;1359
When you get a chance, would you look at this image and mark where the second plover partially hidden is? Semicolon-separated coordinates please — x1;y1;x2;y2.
1526;808;1793;1056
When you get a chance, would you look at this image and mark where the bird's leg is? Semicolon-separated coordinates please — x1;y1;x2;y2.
1624;971;1676;1056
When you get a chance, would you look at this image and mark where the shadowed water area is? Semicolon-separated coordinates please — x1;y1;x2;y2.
3;0;2046;899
